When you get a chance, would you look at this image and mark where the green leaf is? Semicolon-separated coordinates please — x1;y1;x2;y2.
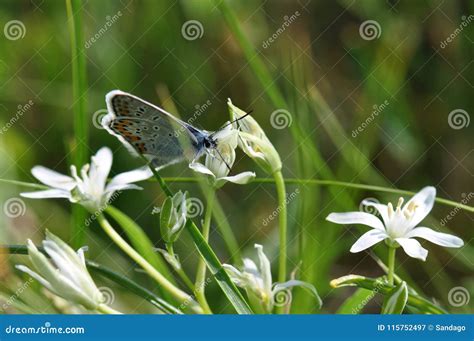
184;220;253;314
337;288;375;314
331;275;446;314
105;206;175;286
382;281;408;314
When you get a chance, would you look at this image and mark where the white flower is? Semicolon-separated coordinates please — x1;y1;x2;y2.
326;187;464;261
224;244;321;313
227;99;282;174
159;191;188;243
189;125;255;188
21;147;152;212
16;231;104;310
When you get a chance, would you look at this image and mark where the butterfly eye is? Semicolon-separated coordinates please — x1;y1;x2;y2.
153;126;160;131
204;140;211;148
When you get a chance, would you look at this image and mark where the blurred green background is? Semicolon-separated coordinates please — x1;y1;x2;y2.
0;0;472;314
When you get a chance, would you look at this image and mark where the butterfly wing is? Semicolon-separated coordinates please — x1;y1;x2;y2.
103;90;205;169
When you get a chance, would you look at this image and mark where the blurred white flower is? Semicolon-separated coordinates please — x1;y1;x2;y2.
189;125;255;188
21;147;152;212
224;244;321;313
16;231;104;311
227;99;282;174
326;187;464;261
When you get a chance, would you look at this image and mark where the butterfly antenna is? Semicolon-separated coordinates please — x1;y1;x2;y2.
214;148;232;172
216;109;253;132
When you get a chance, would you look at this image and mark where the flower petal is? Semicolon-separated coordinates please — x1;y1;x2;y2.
350;229;387;253
406;227;464;248
326;212;385;231
31;166;75;190
189;162;215;177
89;147;113;190
21;189;72;199
405;186;436;227
220;171;256;185
108;166;152;189
395;238;428;261
255;244;272;298
361;200;390;226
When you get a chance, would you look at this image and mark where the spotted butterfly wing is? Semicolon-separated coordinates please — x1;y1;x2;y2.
103;90;208;169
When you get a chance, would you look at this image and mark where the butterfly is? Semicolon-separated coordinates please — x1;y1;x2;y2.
102;90;247;169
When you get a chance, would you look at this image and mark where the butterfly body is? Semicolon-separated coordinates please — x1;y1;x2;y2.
103;90;222;169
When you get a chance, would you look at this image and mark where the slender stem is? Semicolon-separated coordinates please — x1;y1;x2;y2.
96;214;201;313
387;246;396;286
166;243;195;291
273;171;287;286
157;177;474;213
194;190;215;314
97;304;122;314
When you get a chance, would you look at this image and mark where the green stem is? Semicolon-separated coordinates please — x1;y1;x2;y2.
66;0;88;248
157;177;474;213
96;214;201;313
387;246;396;286
274;171;287;286
166;243;195;291
97;304;122;314
194;189;215;314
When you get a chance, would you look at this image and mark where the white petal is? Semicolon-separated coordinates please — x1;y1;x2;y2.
220;172;255;185
326;212;385;231
405;186;436;227
223;264;247;287
361;200;390;225
395;238;428;261
189;162;215;177
255;244;272;297
15;265;55;293
108;166;152;188
89;147;113;190
105;183;142;195
31;166;75;190
350;229;387;253
21;189;72;199
406;227;464;248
